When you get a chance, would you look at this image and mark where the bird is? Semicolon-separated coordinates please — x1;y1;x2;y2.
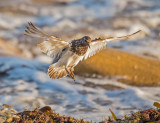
25;22;141;80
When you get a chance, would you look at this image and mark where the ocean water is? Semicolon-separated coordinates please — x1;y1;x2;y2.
0;57;160;121
0;0;160;121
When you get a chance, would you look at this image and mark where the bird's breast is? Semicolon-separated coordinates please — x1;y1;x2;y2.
70;46;88;56
70;40;88;56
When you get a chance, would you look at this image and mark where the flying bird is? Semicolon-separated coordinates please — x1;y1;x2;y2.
25;22;141;80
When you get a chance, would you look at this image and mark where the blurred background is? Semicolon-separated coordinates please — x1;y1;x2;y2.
0;0;160;121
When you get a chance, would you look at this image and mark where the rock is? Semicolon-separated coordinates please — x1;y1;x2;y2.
75;48;160;86
0;104;17;123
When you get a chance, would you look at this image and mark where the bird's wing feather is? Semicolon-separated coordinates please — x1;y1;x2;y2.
25;22;69;59
84;30;141;60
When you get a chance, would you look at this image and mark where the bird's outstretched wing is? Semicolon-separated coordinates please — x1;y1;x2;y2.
25;22;69;59
84;30;141;60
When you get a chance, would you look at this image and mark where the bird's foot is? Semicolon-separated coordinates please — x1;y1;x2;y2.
70;68;75;81
65;67;75;81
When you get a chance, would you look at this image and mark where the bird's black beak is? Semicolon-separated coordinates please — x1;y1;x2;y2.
88;43;90;48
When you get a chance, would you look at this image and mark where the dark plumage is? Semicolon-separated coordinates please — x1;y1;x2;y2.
70;36;91;56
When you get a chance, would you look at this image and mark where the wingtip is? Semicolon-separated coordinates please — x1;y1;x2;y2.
134;30;142;34
24;33;27;36
28;22;31;26
128;29;142;37
28;21;32;25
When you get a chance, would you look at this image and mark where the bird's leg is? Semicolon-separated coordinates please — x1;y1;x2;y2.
70;67;75;81
65;67;74;80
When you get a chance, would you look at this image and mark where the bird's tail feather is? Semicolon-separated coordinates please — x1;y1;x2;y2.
48;64;67;79
48;64;75;80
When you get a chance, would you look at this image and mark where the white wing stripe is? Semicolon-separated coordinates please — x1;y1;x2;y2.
84;42;106;60
84;30;141;60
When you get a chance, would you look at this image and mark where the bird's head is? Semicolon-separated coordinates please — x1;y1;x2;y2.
82;36;91;48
